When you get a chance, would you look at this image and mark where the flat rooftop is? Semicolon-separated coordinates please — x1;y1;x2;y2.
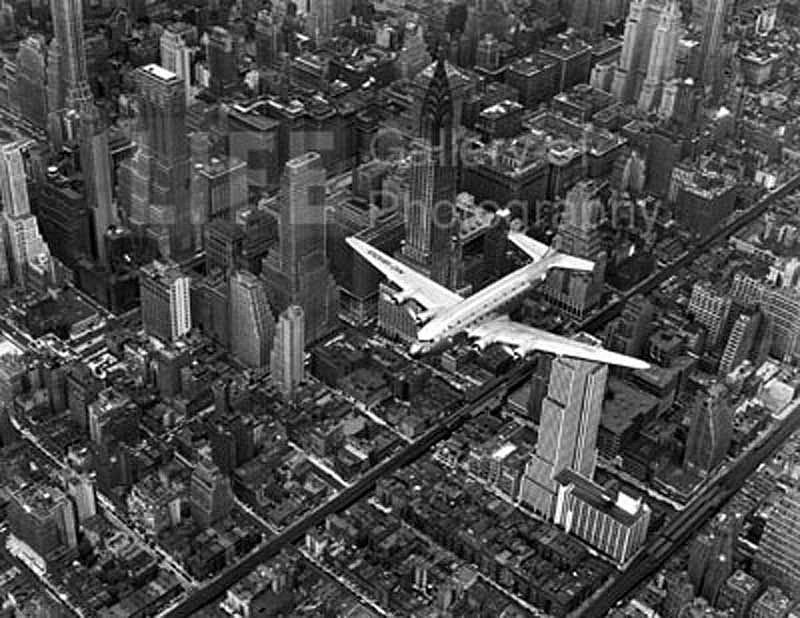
141;63;178;82
509;54;557;76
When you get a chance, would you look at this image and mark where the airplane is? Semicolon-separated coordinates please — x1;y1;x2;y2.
347;234;650;370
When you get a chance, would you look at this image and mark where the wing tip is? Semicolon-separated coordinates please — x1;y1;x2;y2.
620;357;651;371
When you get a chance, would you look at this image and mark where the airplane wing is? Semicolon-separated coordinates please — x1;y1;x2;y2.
508;233;595;272
508;233;551;261
468;317;650;370
347;237;463;311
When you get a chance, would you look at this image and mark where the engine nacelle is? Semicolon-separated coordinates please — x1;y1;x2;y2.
470;337;492;352
413;309;437;326
390;289;417;305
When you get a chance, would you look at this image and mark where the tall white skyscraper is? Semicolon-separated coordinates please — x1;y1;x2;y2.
140;261;192;342
611;0;682;108
270;305;306;398
160;27;194;105
0;142;51;286
638;1;682;111
520;347;609;518
0;142;31;218
611;0;662;102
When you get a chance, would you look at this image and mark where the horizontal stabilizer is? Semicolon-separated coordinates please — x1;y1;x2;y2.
508;233;550;262
551;254;595;273
509;233;595;273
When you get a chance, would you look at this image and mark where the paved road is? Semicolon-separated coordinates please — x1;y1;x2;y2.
164;174;800;617
580;174;800;335
160;361;535;616
583;401;800;617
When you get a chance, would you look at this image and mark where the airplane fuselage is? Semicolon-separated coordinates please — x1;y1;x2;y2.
412;254;558;355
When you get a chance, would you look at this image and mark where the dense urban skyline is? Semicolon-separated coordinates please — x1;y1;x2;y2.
0;0;797;616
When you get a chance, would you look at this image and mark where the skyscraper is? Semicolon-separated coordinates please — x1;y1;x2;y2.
229;270;275;369
684;382;732;474
261;152;339;343
189;455;234;529
191;155;248;228
697;512;742;604
204;220;243;273
160;26;193;106
695;0;730;94
207;27;238;97
308;0;336;42
0;142;51;286
140;260;192;343
520;346;609;518
255;10;280;68
611;0;682;108
270;305;305;398
553;469;651;565
49;0;89;110
544;182;607;320
570;0;627;36
688;282;733;348
611;0;662;103
73;91;115;266
0;141;31;218
65;471;97;524
6;482;78;569
15;35;49;129
719;309;763;375
0;221;10;287
637;1;682;112
755;475;800;595
400;55;461;289
122;64;192;257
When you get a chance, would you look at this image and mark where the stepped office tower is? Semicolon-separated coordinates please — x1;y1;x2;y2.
261;153;339;343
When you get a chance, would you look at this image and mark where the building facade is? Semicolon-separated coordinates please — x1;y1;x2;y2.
684;381;733;474
261;152;339;343
229;270;275;369
554;468;651;566
755;477;800;596
270;305;305;398
121;64;192;257
140;260;192;343
521;348;608;518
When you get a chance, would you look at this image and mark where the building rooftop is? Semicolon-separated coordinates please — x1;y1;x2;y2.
602;379;659;435
141;63;178;82
755;587;793;613
9;481;68;518
541;36;591;60
194;155;246;178
553;84;616;112
140;260;189;286
479;99;524;120
416;59;472;87
508;53;557;76
555;469;647;527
